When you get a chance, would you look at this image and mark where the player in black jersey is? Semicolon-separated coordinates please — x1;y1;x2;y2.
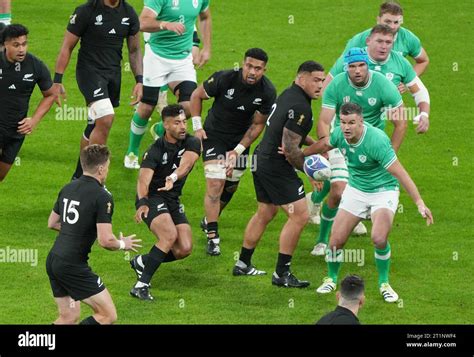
53;0;143;180
190;48;277;256
0;24;57;182
233;61;325;287
46;145;140;324
129;104;201;301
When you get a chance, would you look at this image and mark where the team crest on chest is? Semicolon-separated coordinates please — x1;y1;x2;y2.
95;15;103;26
225;88;235;100
343;96;350;103
368;97;377;106
193;0;199;8
172;0;180;8
358;154;367;163
385;73;394;81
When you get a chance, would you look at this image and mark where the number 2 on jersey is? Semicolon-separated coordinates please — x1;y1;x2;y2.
62;198;80;224
265;103;277;127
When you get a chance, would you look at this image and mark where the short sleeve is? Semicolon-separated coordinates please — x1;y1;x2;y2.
407;30;422;58
141;144;161;170
329;126;342;148
322;79;338;110
284;103;313;137
203;71;225;98
53;191;62;214
185;136;202;156
96;191;114;224
329;55;345;78
127;5;140;36
66;5;91;37
201;0;210;12
371;130;397;169
144;0;163;16
259;83;277;115
36;59;53;92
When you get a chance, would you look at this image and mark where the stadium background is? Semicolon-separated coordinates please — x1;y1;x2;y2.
0;0;472;324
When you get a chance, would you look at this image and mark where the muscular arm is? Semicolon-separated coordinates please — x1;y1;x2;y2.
302;137;333;156
174;151;199;179
139;7;165;32
413;48;429;77
239;111;268;148
198;8;212;55
317;107;336;139
32;86;57;124
190;85;209;118
387;104;407;153
54;31;80;75
47;211;61;232
282;128;304;171
137;168;154;200
127;32;143;77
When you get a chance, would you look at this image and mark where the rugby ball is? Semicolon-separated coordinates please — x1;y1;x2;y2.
303;154;331;181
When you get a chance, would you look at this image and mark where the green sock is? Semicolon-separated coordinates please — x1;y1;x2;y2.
127;112;149;156
154;121;165;137
375;242;391;287
311;180;330;204
317;202;338;244
326;247;342;283
160;84;169;92
0;13;12;25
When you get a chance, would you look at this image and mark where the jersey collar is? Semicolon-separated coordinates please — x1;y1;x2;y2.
291;82;312;102
80;175;103;186
347;71;373;91
345;124;367;148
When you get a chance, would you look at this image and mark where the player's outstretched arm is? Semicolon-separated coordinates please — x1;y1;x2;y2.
158;151;200;192
387;160;434;226
17;86;57;135
302;137;333;157
413;48;430;77
197;8;212;68
190;85;209;140
387;104;407;153
47;211;61;232
97;224;141;251
127;32;143;105
139;8;184;34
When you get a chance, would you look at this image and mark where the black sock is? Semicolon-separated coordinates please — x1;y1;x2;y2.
276;253;292;276
72;156;83;180
163;251;177;263
207;221;218;239
239;247;254;266
139;246;167;285
79;316;100;325
140;254;149;266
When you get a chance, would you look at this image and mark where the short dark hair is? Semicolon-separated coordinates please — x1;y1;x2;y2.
340;102;363;117
297;61;324;74
80;144;110;173
244;48;268;64
369;24;394;38
340;275;365;301
1;24;29;44
161;104;185;121
379;1;403;16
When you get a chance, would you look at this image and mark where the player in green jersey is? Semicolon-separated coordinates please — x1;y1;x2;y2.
124;0;212;169
304;103;433;302
327;25;430;133
309;48;406;257
344;1;429;86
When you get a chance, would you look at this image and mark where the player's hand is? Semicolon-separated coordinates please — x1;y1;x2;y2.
196;48;211;69
397;83;408;94
414;114;430;134
119;232;142;252
194;128;207;141
158;177;174;191
225;150;238;178
310;178;324;192
164;22;185;35
277;146;285;156
135;205;149;223
53;83;66;106
417;202;434;226
17;117;37;135
130;83;143;106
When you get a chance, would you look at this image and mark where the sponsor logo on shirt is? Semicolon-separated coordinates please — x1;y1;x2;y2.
206;147;216;157
109;28;116;34
253;98;262;105
8;84;16;90
359;155;367;163
178;148;185;158
0;68;3;79
93;88;104;97
121;17;130;25
374;65;382;71
385;72;394;81
97;277;103;288
368;98;377;106
237;105;245;111
298;185;304;195
355;91;363;96
172;163;178;170
157;203;167;212
225;88;235;100
343;96;350;103
95;15;103;26
23;73;34;82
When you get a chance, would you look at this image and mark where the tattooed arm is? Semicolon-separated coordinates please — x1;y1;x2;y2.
282;128;304;171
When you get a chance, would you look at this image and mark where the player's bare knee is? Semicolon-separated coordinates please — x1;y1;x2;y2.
371;235;388;249
257;206;277;224
206;178;225;195
138;102;154;118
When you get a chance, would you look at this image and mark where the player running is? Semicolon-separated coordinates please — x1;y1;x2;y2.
46;144;140;324
54;0;143;180
232;61;324;287
0;24;57;182
303;103;433;302
190;48;277;256
130;104;201;301
123;0;212;169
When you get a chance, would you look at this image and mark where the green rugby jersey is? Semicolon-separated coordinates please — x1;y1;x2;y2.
344;27;422;59
144;0;209;59
329;124;399;193
322;71;403;129
329;48;417;86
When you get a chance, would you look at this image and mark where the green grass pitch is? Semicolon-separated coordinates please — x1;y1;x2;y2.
0;0;473;324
